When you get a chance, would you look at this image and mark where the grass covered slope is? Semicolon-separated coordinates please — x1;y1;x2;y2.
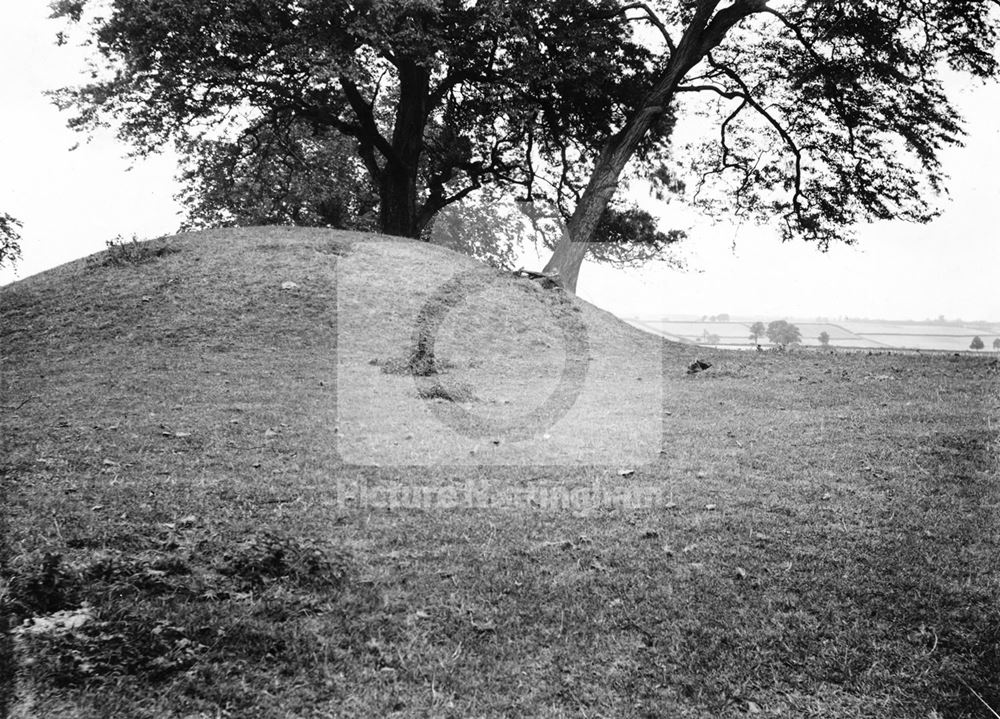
2;227;999;718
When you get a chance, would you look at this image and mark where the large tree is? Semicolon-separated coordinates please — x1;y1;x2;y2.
51;0;668;244
766;319;801;348
541;1;1000;290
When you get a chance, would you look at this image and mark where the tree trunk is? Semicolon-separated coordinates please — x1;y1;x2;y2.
378;59;431;238
542;0;761;292
542;111;685;290
379;170;420;237
542;130;653;291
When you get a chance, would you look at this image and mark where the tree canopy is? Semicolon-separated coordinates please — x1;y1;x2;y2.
542;0;1000;289
51;0;678;255
176;121;378;232
51;0;1000;293
0;213;23;270
766;319;801;348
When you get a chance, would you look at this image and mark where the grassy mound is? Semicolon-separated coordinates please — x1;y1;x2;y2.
1;227;998;717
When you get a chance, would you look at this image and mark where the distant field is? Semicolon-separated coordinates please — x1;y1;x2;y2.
837;322;999;336
628;317;1000;352
792;323;859;340
861;335;991;352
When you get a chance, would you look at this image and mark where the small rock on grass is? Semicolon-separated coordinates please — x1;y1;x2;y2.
15;605;95;636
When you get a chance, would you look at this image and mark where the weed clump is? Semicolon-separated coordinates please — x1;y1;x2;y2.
5;552;77;619
87;234;179;268
219;532;352;589
416;381;475;402
408;333;438;376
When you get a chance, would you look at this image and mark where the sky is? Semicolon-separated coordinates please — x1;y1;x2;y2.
2;3;998;323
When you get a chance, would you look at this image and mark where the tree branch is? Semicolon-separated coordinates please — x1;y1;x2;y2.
429;35;502;107
679;56;807;229
706;55;805;219
619;2;676;53
697;0;768;56
689;96;754;207
338;76;398;172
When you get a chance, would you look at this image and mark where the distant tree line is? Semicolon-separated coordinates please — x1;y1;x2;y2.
969;336;1000;351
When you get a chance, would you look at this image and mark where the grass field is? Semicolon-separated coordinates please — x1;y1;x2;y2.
2;227;999;718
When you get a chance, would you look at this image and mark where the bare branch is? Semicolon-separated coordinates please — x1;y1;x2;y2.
691;97;756;208
697;0;769;56
371;66;391;109
338;77;397;171
619;2;676;53
706;54;804;216
679;55;812;236
676;83;742;100
435;181;483;214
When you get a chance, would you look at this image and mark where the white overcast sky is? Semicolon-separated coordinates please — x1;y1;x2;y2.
2;3;998;322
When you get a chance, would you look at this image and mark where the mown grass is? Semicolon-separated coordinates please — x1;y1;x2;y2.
1;227;998;718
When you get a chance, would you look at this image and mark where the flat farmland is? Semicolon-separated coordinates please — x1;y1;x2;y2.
628;317;1000;352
